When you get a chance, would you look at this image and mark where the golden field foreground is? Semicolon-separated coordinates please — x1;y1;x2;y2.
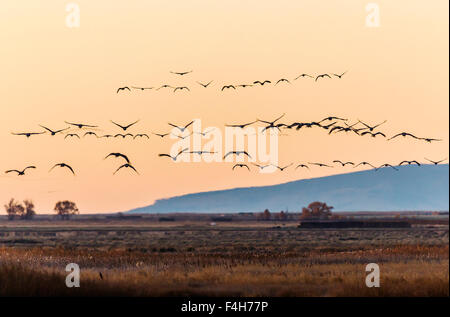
0;216;448;297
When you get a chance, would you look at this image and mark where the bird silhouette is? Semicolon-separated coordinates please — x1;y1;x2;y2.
361;131;386;138
114;133;134;139
333;71;347;79
133;133;149;139
226;121;257;129
39;125;69;136
65;121;98;129
388;132;420;141
172;132;192;140
320;122;337;130
197;81;213;88
114;163;139;175
100;134;114;138
236;84;253;88
131;86;153;91
152;132;170;138
258;113;286;131
328;125;346;134
157;84;173;90
354;161;376;169
105;152;130;164
117;86;131;93
376;164;398;171
223;151;252;160
399;160;421;166
173;86;190;93
12;131;45;138
232;164;250;171
262;123;286;132
49;163;75;175
295;164;309;170
253;80;271;86
194;128;215;136
111;120;139;131
319;116;347;123
288;122;320;130
424;158;447;165
221;85;236;91
333;160;355;166
272;163;293;171
170;70;192;76
168;121;194;133
189;150;217;155
83;131;98;138
5;166;36;176
420;137;442;143
64;133;80;139
315;74;331;81
308;162;333;168
159;148;189;161
294;74;314;80
329;124;360;135
358;120;387;132
252;163;271;170
275;78;291;85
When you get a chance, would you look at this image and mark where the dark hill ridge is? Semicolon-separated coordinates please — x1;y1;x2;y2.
128;164;449;213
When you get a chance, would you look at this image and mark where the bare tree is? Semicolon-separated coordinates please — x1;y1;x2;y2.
4;199;25;220
54;200;79;220
23;200;36;220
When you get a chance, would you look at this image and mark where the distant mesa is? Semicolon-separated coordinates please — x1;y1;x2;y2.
127;164;449;213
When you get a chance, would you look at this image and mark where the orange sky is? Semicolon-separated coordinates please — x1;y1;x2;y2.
0;0;448;213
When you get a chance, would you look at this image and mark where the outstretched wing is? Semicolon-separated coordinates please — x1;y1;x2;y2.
118;153;130;163
223;151;234;159
168;123;183;131
5;170;20;174
124;120;140;129
184;121;194;129
113;164;125;175
242;151;252;159
65;164;76;175
39;125;54;133
111;120;125;129
177;148;189;157
128;165;139;175
388;133;403;140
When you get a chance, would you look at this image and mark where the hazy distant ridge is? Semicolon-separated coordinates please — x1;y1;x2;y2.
128;164;449;213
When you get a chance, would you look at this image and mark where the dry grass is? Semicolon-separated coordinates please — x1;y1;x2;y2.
0;223;448;296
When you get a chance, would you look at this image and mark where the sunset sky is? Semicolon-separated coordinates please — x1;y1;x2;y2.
0;0;448;213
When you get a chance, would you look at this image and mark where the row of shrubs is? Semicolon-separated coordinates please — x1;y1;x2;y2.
257;202;335;221
4;199;335;221
4;199;79;220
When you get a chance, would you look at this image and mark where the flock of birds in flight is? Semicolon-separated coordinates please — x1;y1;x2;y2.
8;115;446;175
116;70;348;93
6;70;446;176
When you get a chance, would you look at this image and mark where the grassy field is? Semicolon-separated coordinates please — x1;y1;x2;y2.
0;217;448;296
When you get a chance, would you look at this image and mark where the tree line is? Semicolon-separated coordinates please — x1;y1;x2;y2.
3;199;79;220
257;201;335;221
